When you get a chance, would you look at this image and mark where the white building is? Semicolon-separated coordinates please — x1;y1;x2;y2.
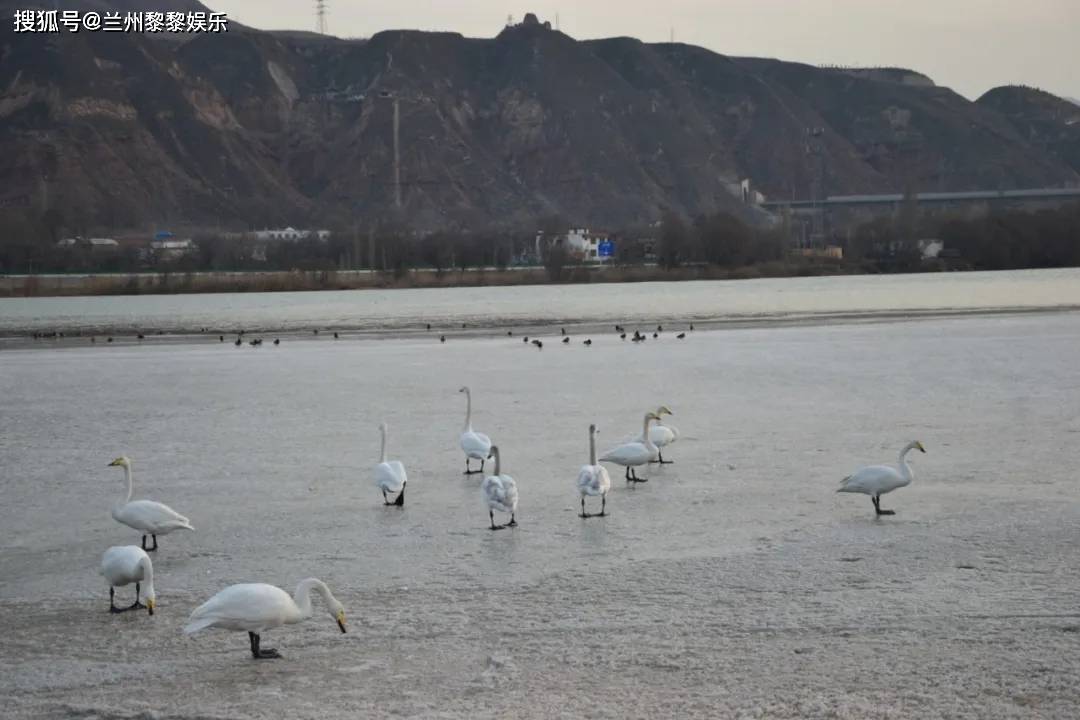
535;227;615;263
150;238;197;259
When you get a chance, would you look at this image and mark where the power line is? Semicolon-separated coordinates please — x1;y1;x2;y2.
315;0;327;35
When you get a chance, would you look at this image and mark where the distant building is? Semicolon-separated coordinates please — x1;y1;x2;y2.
57;236;119;250
536;227;615;264
149;238;197;260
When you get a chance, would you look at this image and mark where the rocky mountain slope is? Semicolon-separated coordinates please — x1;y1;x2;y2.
1;8;1078;233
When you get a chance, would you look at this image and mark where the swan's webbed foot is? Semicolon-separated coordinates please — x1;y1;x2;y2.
143;534;159;552
506;515;517;527
489;510;503;530
394;489;405;507
871;496;895;516
128;601;146;611
249;632;282;659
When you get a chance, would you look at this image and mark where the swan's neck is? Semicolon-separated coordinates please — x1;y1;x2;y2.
588;429;597;465
292;578;334;623
120;464;134;505
492;447;501;476
641;417;657;452
897;446;916;481
140;555;155;599
463;389;473;431
379;426;387;463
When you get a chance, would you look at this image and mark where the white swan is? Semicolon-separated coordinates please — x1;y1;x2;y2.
600;412;660;482
838;441;926;516
184;578;347;660
100;545;156;615
373;422;407;506
577;424;611;518
459;386;493;475
640;405;679;464
481;445;518;530
108;456;193;551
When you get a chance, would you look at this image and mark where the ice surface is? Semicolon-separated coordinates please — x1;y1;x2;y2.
2;311;1080;718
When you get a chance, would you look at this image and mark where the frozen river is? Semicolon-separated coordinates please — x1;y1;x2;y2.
2;298;1080;716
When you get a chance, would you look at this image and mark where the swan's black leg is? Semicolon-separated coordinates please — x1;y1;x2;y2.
109;587;123;613
129;582;146;610
599;495;606;516
480;458;485;473
628;467;648;483
489;509;503;530
658;450;673;465
465;458;482;475
141;535;147;551
624;466;631;481
394;487;405;506
382;488;390;505
580;497;590;518
873;495;895;516
507;513;517;527
249;632;281;659
150;535;158;552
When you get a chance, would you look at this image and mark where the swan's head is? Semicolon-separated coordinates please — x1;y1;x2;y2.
458;386;469;394
108;456;131;469
145;591;156;616
656;405;674;417
331;602;347;633
487;445;499;460
589;423;598;434
379;422;388;433
913;441;926;454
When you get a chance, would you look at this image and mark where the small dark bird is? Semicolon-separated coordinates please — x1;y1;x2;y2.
137;333;145;340
249;339;258;346
333;332;339;339
615;325;623;332
653;332;658;339
426;323;431;330
584;339;592;346
235;338;241;346
313;329;319;335
561;328;566;335
657;325;662;333
535;340;543;349
239;330;245;336
157;331;163;335
219;335;224;342
676;333;686;339
690;324;695;331
107;337;114;343
620;333;627;340
274;338;280;345
461;323;467;329
523;337;529;343
91;337;96;343
508;331;513;336
562;336;570;344
440;335;446;343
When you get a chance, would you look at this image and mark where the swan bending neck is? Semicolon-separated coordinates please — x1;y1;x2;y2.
293;578;333;620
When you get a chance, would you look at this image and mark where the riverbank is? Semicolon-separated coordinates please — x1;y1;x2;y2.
0;259;893;297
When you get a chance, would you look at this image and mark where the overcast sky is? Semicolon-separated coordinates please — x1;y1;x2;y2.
212;1;1080;102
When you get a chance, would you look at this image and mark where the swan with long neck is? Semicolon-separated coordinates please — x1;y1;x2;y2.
577;424;611;518
838;441;927;516
641;405;679;464
107;457;193;552
481;445;518;530
184;578;348;659
459;386;493;475
599;413;660;482
373;422;407;506
100;545;156;615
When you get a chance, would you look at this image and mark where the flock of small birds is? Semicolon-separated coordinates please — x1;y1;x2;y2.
30;321;696;348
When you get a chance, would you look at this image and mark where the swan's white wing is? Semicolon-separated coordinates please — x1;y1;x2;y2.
101;545;148;585
374;461;406;492
500;475;519;512
461;431;492;459
114;500;194;534
838;465;906;494
184;583;294;634
599;441;652;467
482;474;517;512
662;422;680;441
647;425;675;448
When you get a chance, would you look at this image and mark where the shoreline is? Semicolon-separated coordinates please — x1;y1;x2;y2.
0;261;895;298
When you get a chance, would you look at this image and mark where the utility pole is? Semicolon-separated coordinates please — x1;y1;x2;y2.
315;0;327;35
807;127;826;248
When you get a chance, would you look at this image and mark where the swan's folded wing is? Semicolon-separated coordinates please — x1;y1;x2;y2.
838;465;902;492
374;462;405;491
185;584;288;633
119;499;193;530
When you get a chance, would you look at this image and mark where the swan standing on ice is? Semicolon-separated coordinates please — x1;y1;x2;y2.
600;412;660;483
643;405;680;464
838;441;926;516
107;456;193;551
459;386;493;475
481;445;518;530
373;422;407;506
577;424;611;518
100;545;156;615
184;578;347;660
